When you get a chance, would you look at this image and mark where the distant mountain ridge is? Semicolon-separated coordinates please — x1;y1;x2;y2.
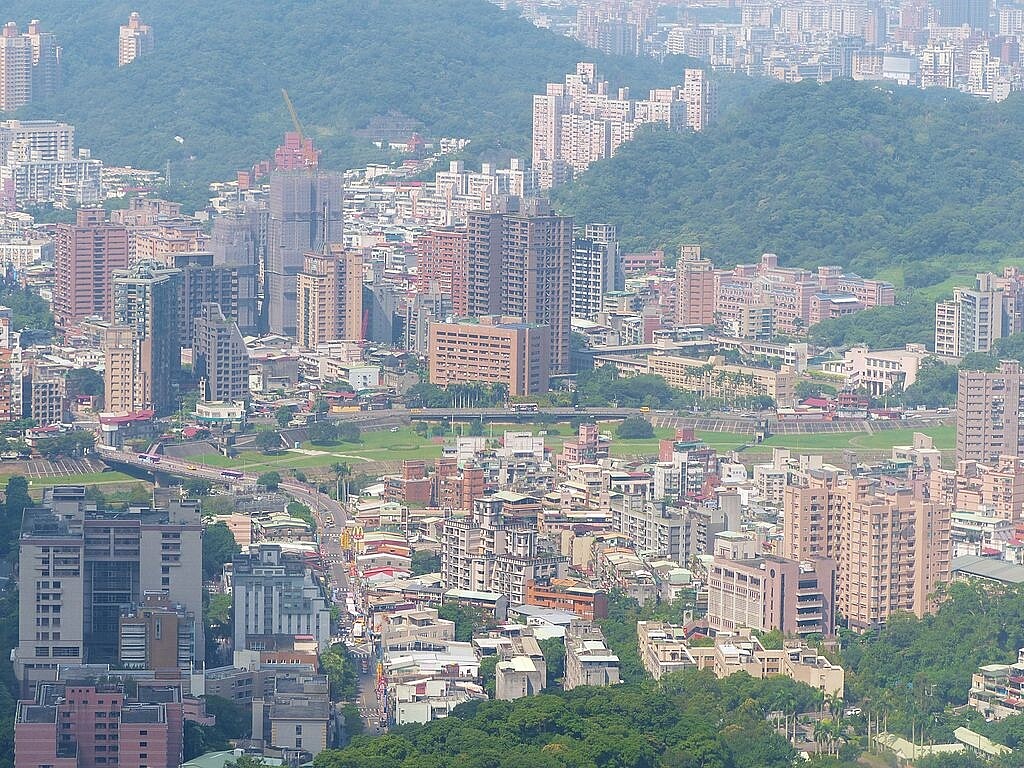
554;79;1024;280
2;0;684;182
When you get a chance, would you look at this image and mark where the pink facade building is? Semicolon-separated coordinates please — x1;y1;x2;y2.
414;228;469;316
15;679;182;768
712;253;895;337
53;209;130;331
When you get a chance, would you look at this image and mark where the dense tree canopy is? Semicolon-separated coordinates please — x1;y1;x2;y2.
556;79;1024;279
575;365;693;409
313;671;816;768
202;521;240;581
617;416;656;439
808;295;936;349
841;582;1024;743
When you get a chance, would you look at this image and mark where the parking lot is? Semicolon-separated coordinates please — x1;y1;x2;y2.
20;458;105;478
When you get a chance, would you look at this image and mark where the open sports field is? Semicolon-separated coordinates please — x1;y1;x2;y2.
171;421;956;476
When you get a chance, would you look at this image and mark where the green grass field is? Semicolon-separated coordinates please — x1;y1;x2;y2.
177;422;957;474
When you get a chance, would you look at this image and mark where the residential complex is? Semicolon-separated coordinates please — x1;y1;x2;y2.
467;198;573;372
532;63;712;188
106;261;182;415
0;20;59;111
230;544;332;653
295;246;363;348
266;170;344;337
783;469;951;632
193;302;250;404
636;623;844;696
53;209;130;330
564;622;619;690
935;272;1007;357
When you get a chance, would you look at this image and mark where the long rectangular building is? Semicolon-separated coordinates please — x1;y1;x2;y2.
429;316;550;396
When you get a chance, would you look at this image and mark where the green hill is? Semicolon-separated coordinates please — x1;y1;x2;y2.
1;0;692;184
554;79;1024;280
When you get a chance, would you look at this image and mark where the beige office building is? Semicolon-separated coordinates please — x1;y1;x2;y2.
648;353;797;407
429;317;550;396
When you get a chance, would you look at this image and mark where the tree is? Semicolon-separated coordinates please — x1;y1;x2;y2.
539;638;565;689
258;471;282;490
202;521;240;581
276;406;296;427
36;430;94;458
410;550;441;576
337;423;361;443
479;655;498;698
897;358;958;409
437;602;494;642
320;643;358;701
617;415;655;439
64;368;104;402
0;475;31;557
309;422;340;445
225;756;269;768
182;477;213;497
254;431;281;453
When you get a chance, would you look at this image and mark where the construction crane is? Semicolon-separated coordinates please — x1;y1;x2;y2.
281;88;304;141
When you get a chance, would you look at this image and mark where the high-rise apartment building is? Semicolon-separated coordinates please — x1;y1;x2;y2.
266;170;343;337
441;495;568;606
428;317;550;396
118;12;154;66
193;302;249;403
0;119;74;163
839;482;950;631
0;20;59;111
0;118;99;208
210;205;264;335
172;252;240;347
295;246;363;348
681;68;716;131
53;209;130;331
231;544;332;653
467;198;572;372
782;472;951;631
675;246;716;326
414;228;469;315
571;223;621;321
935;272;1005;358
105;262;181;414
0;22;32;111
957;361;1024;463
13;487;203;692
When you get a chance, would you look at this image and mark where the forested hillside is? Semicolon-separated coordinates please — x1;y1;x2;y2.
555;79;1024;278
311;673;814;768
2;0;688;182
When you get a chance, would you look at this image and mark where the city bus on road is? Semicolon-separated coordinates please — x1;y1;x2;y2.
137;453;162;464
221;470;244;479
510;402;539;414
